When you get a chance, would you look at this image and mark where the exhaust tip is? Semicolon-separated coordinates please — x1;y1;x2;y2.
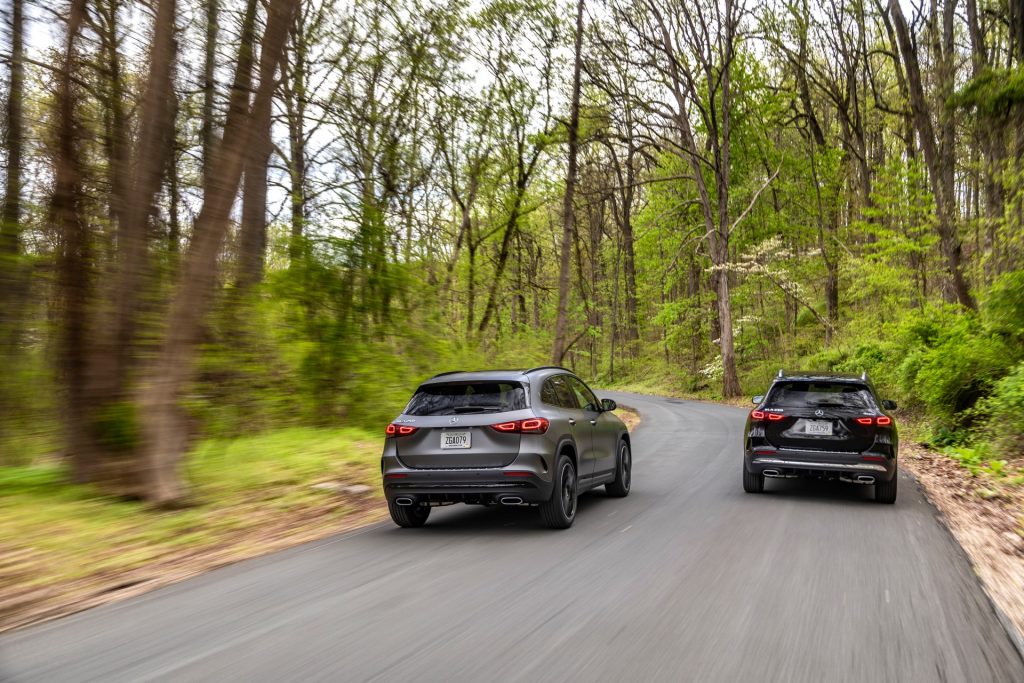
762;469;781;477
856;475;876;484
500;496;524;506
395;497;415;506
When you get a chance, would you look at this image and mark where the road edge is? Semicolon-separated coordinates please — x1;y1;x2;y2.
898;462;1024;665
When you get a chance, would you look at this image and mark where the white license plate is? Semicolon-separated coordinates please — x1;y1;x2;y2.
804;420;833;436
441;430;471;449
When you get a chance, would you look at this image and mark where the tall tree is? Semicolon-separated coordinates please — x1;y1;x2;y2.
139;0;299;506
551;0;586;365
615;0;759;396
0;0;24;300
888;0;976;310
53;0;92;482
202;0;219;184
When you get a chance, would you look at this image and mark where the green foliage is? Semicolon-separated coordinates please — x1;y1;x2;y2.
893;309;1010;420
93;402;141;455
981;271;1024;342
950;66;1024;118
977;363;1024;457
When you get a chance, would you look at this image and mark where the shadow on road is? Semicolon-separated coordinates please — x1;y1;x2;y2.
381;490;622;534
758;476;884;505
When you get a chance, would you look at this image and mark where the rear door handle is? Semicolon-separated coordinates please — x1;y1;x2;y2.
589;420;597;425
568;419;576;426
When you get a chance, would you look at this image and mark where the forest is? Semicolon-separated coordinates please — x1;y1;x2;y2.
0;0;1022;506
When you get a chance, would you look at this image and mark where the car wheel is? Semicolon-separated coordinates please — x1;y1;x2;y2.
605;440;631;498
874;475;897;504
743;463;764;493
388;500;431;527
540;454;577;529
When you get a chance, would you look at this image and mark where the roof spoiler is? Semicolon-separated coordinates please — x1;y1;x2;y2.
777;368;784;378
861;370;868;381
525;365;572;374
430;370;464;379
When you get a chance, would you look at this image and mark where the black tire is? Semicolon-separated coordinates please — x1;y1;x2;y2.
743;464;764;493
874;475;898;504
540;454;578;529
605;440;631;498
388;501;431;527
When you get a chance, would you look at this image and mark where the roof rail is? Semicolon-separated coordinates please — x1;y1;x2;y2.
430;370;465;379
777;368;784;378
524;365;572;374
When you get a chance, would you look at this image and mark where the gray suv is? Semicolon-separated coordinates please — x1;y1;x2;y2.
381;367;631;529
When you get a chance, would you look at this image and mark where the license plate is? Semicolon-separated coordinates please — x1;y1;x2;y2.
804;420;833;436
441;430;471;449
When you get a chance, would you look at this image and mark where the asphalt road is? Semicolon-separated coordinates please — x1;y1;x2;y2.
2;392;1023;682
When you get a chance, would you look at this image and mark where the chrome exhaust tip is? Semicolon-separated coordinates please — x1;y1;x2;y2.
395;497;415;506
500;496;524;506
762;469;781;477
856;475;876;484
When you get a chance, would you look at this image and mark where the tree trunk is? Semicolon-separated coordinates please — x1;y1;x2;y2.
138;0;298;507
238;101;273;288
476;177;530;334
551;0;585;365
202;0;219;185
105;0;180;396
53;0;94;483
0;0;25;346
285;7;308;263
888;0;976;310
715;0;741;398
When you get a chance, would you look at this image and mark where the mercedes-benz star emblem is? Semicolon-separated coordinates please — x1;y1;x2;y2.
449;417;460;424
815;409;824;417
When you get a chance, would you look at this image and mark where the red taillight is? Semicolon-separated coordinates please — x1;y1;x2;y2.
767;413;784;421
489;418;549;434
520;418;548;432
385;423;418;438
751;411;783;421
751;410;766;420
855;416;892;426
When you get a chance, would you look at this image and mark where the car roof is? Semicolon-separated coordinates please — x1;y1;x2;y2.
773;371;871;384
419;367;573;386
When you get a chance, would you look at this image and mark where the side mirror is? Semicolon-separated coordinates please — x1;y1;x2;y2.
881;399;897;410
752;395;764;404
601;398;617;412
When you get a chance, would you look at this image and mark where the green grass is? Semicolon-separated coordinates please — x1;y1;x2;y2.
0;427;384;593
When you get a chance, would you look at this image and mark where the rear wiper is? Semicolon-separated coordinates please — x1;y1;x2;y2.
452;405;501;413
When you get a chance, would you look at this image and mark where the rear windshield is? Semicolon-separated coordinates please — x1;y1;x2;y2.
767;382;874;409
404;382;528;416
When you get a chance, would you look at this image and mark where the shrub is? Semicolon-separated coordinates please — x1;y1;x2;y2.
979;362;1024;457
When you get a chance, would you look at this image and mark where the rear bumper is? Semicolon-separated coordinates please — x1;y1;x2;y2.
381;452;554;505
745;448;897;482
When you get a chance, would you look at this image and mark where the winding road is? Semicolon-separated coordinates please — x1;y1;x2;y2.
2;392;1023;682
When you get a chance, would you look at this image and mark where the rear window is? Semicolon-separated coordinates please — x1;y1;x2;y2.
767;382;874;409
404;382;528;416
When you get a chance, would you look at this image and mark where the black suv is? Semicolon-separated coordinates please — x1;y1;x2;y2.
743;371;898;503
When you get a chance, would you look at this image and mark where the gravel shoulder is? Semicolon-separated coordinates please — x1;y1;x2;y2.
901;442;1024;650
